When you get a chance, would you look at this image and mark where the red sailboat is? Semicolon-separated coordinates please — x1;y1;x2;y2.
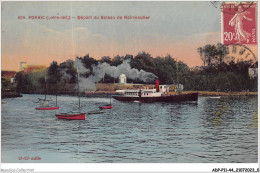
55;64;86;120
36;106;59;110
99;104;112;109
55;113;85;120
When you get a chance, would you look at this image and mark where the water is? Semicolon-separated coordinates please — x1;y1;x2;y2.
1;94;258;163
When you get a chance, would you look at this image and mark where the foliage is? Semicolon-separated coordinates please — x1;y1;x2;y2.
13;44;257;93
131;51;155;73
14;72;33;93
59;60;77;84
1;77;16;92
197;43;228;67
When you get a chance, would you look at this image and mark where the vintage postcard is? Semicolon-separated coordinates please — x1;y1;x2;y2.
1;1;258;172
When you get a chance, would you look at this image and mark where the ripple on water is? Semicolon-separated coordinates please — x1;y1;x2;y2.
1;94;258;163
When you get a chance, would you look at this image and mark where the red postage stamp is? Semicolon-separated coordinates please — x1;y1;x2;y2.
222;2;257;45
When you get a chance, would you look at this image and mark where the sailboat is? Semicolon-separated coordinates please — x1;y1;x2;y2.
36;72;59;110
55;65;86;120
99;84;113;109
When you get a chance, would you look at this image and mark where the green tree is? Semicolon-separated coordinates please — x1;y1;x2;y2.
111;55;124;66
14;72;32;93
100;56;112;64
59;60;77;84
198;43;229;67
81;54;98;74
131;51;155;74
1;77;12;91
48;61;61;84
154;55;177;84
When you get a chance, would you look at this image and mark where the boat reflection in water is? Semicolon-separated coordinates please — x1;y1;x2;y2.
113;80;198;103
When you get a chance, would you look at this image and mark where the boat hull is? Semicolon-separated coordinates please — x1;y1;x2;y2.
99;105;113;109
88;110;104;114
113;93;198;103
55;113;86;120
36;106;59;110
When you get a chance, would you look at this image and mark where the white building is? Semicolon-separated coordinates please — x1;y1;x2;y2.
119;74;127;84
19;62;27;71
248;62;258;79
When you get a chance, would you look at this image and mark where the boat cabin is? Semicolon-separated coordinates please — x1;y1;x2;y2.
116;85;169;97
159;85;169;93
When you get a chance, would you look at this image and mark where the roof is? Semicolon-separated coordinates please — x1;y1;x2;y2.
119;74;126;78
24;65;47;73
1;71;16;78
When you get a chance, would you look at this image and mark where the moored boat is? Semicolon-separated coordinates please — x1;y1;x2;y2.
113;92;198;103
99;84;113;109
88;110;104;114
99;104;113;109
36;106;59;110
55;113;86;120
55;60;86;120
35;71;59;110
113;80;198;103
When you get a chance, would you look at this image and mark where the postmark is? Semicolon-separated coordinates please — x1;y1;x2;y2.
221;2;257;45
221;44;257;63
210;1;255;14
221;1;255;14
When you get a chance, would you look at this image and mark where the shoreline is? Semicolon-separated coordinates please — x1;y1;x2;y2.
2;91;257;98
1;92;23;99
85;91;257;97
180;91;258;96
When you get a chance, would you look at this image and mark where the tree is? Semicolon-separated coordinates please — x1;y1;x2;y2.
47;61;62;94
1;77;13;91
124;54;134;61
100;56;112;64
14;72;31;93
154;55;178;84
131;51;155;73
81;54;98;72
198;43;229;67
48;61;61;84
111;55;124;66
59;60;77;84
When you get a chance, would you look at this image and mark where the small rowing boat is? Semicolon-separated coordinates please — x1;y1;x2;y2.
88;110;104;114
99;104;112;109
36;106;59;110
55;113;86;120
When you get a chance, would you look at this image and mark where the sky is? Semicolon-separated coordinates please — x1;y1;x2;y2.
1;1;258;71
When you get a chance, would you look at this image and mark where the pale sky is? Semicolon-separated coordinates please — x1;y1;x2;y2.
1;1;257;71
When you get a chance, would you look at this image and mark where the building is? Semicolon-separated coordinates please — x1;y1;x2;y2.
119;74;127;84
1;71;16;83
19;62;47;73
19;62;27;71
248;62;258;79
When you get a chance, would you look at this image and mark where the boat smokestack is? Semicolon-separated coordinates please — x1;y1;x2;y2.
155;80;159;92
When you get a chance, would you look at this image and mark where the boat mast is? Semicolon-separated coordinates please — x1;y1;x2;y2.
176;60;179;85
55;82;58;106
76;66;81;112
109;84;111;105
44;70;47;101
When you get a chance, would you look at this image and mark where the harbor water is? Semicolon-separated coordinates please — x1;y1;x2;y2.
1;94;258;163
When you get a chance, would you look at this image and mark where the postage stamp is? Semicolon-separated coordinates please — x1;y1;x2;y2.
222;2;257;45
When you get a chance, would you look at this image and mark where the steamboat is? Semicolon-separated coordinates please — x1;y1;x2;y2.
113;80;198;103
